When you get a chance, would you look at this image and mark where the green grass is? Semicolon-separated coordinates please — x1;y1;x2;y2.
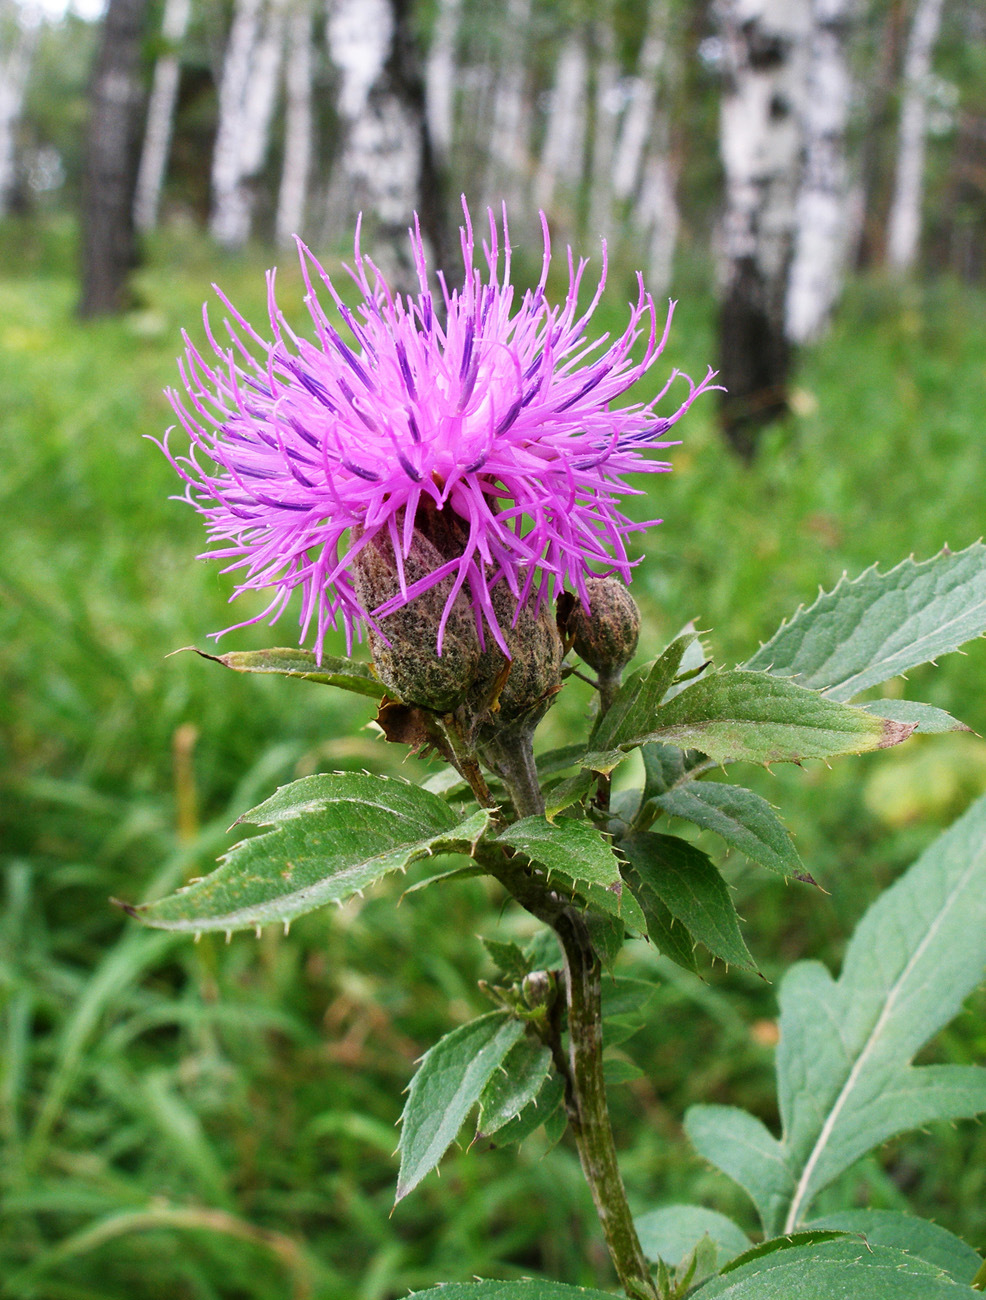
2;215;986;1297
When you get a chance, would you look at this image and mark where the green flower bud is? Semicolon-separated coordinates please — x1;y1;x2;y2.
471;584;564;723
560;576;640;676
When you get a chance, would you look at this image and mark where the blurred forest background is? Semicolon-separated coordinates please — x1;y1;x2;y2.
2;0;986;1297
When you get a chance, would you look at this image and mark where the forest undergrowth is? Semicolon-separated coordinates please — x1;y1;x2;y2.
2;217;986;1300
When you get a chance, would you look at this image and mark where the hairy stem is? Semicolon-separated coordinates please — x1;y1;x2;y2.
553;908;658;1299
593;669;623;817
482;850;656;1299
477;724;545;818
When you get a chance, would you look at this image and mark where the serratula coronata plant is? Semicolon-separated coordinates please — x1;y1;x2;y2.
127;208;986;1300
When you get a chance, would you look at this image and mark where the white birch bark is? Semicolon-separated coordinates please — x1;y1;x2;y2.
0;6;38;215
210;0;287;248
425;0;460;161
637;147;679;294
325;0;416;226
886;0;946;272
588;16;621;236
533;31;588;213
210;0;262;244
717;0;811;451
785;0;856;342
133;0;192;231
611;0;669;204
485;0;532;211
275;0;314;245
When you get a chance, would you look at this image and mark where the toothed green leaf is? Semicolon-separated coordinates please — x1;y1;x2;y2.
686;795;986;1234
695;1238;980;1298
129;776;491;933
180;645;386;697
745;542;986;701
397;1012;525;1201
634;1204;751;1269
648;781;806;880
621;833;758;973
477;1036;553;1137
583;670;914;774
496;816;646;930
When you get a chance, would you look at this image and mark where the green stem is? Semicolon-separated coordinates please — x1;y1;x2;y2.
553;908;658;1300
594;670;623;817
482;851;657;1299
477;723;545;818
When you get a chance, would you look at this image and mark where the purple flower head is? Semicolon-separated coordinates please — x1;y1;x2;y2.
160;202;716;660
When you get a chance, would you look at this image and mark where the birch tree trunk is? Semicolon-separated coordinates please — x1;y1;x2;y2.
133;0;191;231
485;0;533;214
79;0;150;317
785;0;855;343
588;14;621;237
886;0;946;272
611;0;669;206
533;30;588;216
210;0;287;249
637;145;679;295
325;0;450;287
275;0;314;245
425;0;461;163
0;4;37;216
716;0;810;457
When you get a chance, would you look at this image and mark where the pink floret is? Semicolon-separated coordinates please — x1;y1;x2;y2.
158;200;717;659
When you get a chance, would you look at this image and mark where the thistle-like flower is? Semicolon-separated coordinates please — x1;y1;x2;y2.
160;202;716;660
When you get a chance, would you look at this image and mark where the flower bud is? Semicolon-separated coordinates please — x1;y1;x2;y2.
351;514;481;713
471;584;563;723
560;576;640;676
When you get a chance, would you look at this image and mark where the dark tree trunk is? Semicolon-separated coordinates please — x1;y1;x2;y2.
78;0;150;318
715;0;809;459
718;259;791;460
386;0;453;275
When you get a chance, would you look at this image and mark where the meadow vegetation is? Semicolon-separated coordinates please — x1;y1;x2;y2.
2;216;986;1299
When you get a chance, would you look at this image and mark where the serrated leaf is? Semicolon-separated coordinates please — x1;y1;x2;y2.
686;794;986;1234
695;1238;979;1298
477;1036;553;1137
621;833;758;972
587;634;695;755
806;1210;982;1284
496;817;646;930
178;645;385;697
744;543;986;701
524;929;563;970
583;670;913;774
483;1071;565;1147
128;776;491;933
661;622;712;702
481;937;530;981
622;865;699;974
584;911;626;972
634;1204;751;1269
536;744;590;779
544;770;596;819
861;699;971;734
650;782;806;880
603;1057;644;1085
600;976;662;1025
641;742;710;800
406;1282;618;1299
720;1230;850;1274
397;1012;525;1201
